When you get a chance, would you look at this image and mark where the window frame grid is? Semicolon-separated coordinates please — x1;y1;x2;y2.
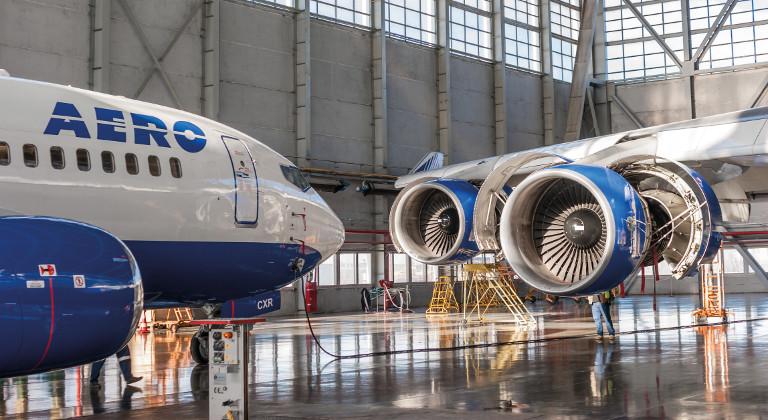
449;2;494;61
310;0;372;28
504;19;543;72
385;0;438;46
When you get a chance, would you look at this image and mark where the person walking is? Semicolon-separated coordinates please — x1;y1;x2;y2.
589;291;616;341
90;345;143;389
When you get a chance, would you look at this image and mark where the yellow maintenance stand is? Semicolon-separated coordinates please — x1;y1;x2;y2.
693;246;734;323
461;263;536;325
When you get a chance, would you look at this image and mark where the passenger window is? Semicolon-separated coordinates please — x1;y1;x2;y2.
23;144;37;168
125;153;139;175
76;149;90;171
102;151;115;173
0;142;10;166
148;155;161;177
169;157;182;178
50;147;65;170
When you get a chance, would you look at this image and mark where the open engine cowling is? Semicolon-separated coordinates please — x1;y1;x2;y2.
614;160;723;278
500;165;649;296
0;217;142;378
390;179;479;265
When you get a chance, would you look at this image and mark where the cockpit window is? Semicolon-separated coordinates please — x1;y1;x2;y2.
280;165;311;191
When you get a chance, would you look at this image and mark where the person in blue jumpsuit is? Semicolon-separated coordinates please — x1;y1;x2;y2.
90;345;142;389
589;292;616;341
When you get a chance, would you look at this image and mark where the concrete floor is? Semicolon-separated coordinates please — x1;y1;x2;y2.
4;294;768;419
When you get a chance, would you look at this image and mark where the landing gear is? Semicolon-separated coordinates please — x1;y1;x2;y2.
189;303;220;365
190;329;209;364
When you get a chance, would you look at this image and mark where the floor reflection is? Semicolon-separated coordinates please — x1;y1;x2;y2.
5;294;768;418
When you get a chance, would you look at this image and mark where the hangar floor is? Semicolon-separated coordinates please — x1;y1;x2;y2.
4;294;768;419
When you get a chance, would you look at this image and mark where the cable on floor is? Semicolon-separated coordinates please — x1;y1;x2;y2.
299;274;768;360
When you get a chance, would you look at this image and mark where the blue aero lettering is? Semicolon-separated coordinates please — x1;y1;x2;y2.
43;102;206;153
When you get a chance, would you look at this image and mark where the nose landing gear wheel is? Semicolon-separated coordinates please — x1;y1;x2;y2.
190;329;209;364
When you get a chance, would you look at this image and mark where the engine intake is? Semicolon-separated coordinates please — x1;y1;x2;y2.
500;165;648;295
390;179;479;265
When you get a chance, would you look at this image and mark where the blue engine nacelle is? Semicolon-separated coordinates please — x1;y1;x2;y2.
500;165;649;296
0;217;142;378
390;179;479;265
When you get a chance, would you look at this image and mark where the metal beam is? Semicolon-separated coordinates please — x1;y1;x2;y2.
622;0;683;68
733;244;768;289
610;93;644;128
492;0;507;155
90;0;110;93
437;0;452;163
749;73;768;108
118;0;185;109
680;0;695;119
540;0;555;145
691;0;738;64
586;87;600;137
202;0;220;120
563;0;600;141
372;0;387;175
296;0;312;167
372;0;390;262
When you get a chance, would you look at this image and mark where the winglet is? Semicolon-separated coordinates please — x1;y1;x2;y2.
409;152;444;174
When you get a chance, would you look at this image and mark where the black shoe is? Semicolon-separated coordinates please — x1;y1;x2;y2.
90;381;101;390
125;376;142;384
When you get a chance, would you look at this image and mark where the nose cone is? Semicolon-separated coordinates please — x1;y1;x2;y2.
323;206;345;259
309;194;345;264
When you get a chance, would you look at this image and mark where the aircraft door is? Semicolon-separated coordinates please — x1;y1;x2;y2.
221;136;259;226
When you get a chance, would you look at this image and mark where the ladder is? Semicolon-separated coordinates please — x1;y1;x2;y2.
462;264;536;325
693;247;733;322
426;275;460;314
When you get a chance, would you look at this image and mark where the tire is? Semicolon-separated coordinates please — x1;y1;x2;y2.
529;295;537;303
190;330;209;364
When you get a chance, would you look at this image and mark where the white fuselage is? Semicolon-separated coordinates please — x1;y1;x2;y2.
0;76;344;306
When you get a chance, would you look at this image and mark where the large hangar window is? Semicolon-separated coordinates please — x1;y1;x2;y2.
551;0;581;81
505;0;542;71
316;253;373;286
311;0;371;27
604;0;768;80
386;0;437;44
604;0;683;80
693;0;768;70
450;0;493;60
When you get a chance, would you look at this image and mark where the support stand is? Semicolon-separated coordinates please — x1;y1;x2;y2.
190;318;266;420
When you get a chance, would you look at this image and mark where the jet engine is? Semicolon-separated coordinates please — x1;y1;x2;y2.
0;217;142;378
390;179;479;265
499;161;722;296
500;165;649;295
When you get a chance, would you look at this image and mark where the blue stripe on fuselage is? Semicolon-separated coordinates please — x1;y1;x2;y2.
124;241;320;308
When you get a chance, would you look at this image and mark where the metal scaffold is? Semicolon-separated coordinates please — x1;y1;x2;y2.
426;266;459;314
693;247;733;323
461;264;536;325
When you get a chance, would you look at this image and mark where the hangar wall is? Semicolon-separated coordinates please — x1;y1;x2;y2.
609;67;768;132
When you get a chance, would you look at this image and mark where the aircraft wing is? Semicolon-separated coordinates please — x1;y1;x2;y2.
390;106;768;297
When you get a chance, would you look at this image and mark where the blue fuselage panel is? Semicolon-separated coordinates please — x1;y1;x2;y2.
124;241;321;308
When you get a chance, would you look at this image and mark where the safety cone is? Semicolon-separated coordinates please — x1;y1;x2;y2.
138;311;149;334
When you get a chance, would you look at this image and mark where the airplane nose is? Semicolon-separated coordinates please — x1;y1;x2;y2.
324;206;345;258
